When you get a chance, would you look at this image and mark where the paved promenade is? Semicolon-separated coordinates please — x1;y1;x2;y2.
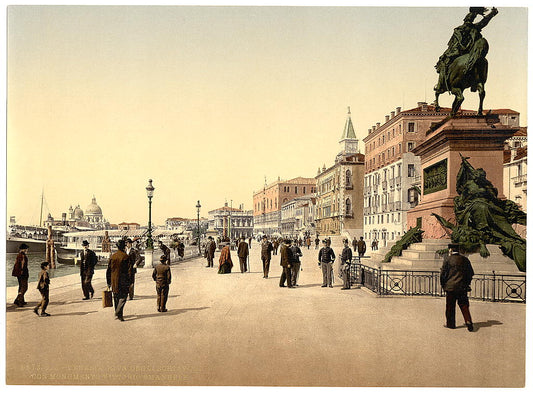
6;244;526;387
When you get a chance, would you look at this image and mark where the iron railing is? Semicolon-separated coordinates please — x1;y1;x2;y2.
349;263;525;303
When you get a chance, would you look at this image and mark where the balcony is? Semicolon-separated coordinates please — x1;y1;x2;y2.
382;181;388;190
395;176;402;186
346;183;354;190
345;211;354;218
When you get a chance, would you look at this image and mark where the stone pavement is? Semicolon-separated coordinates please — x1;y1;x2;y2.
5;244;526;387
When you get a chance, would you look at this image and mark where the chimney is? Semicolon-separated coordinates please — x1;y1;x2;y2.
418;101;428;111
385;115;390;122
396;107;401;115
372;126;376;132
376;122;381;128
368;128;372;134
391;111;395;118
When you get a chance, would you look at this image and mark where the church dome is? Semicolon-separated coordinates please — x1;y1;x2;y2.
86;197;103;215
73;205;84;219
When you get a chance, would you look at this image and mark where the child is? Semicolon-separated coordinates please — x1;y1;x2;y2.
34;262;51;317
152;255;172;312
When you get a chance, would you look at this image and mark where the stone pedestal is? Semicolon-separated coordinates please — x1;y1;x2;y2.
407;115;518;238
144;248;154;268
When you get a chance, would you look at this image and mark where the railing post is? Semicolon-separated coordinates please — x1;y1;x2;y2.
377;266;382;296
492;270;496;302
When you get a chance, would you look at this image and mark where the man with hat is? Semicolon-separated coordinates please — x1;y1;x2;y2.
204;236;217;268
12;243;29;307
125;238;142;300
260;235;274;278
80;240;98;300
106;239;131;321
340;239;353;290
152;255;172;312
279;239;295;288
237;236;249;273
159;240;171;265
318;239;336;288
440;243;475;332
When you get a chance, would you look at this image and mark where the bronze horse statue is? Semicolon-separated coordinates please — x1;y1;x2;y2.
433;7;498;116
434;38;488;116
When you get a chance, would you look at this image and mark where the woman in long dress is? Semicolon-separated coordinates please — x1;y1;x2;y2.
218;245;233;274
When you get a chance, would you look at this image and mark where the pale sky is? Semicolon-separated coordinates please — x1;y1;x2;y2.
6;4;528;226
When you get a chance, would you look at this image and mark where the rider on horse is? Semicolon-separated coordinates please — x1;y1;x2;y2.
435;7;498;93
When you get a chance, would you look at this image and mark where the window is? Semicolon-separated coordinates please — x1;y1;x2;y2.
392;146;395;156
399;143;402;153
295;186;298;194
303;187;306;194
408;122;415;132
408;142;415;152
408;164;415;177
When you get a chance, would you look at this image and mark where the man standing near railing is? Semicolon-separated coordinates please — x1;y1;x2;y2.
340;239;352;290
440;243;475;332
318;239;335;288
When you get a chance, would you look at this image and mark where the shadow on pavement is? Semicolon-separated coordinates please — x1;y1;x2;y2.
127;294;180;300
125;306;210;321
456;320;503;332
40;310;99;317
295;283;322;288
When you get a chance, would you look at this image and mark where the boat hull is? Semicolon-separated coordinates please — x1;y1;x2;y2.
6;238;47;253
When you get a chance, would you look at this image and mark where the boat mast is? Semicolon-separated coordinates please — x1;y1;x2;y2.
39;188;44;227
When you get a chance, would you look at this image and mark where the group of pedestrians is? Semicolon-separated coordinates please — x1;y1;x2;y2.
12;235;476;332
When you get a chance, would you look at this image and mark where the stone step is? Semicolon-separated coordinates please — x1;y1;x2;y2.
402;249;441;260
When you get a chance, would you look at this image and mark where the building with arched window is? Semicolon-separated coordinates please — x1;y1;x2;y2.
315;108;365;237
253;176;316;236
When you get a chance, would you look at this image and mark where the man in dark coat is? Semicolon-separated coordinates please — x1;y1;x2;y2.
440;243;475;331
356;237;366;258
290;239;303;286
152;255;172;312
260;235;274;278
34;261;51;316
204;236;216;267
237;237;249;273
80;240;98;300
159;241;171;265
106;240;131;321
126;238;142;300
12;243;29;307
340;239;353;290
279;239;294;288
315;237;320;249
272;239;280;255
318;239;336;288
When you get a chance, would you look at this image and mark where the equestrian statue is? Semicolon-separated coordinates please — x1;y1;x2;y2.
433;7;498;116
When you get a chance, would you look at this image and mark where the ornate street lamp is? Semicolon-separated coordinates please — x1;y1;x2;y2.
145;179;155;267
196;200;201;255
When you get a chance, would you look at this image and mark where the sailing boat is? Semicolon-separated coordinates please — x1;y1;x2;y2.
6;190;49;253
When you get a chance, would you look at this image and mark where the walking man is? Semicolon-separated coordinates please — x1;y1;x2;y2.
205;236;216;267
152;255;172;312
356;236;367;258
34;262;51;316
106;239;131;321
314;236;320;250
126;238;141;300
80;240;98;300
279;239;294;288
318;239;335;288
340;239;353;290
290;239;303;286
12;243;29;307
237;237;249;273
273;238;280;255
260;235;274;278
440;243;475;331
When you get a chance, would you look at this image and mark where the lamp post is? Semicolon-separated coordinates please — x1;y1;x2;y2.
196;200;201;255
145;179;155;268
